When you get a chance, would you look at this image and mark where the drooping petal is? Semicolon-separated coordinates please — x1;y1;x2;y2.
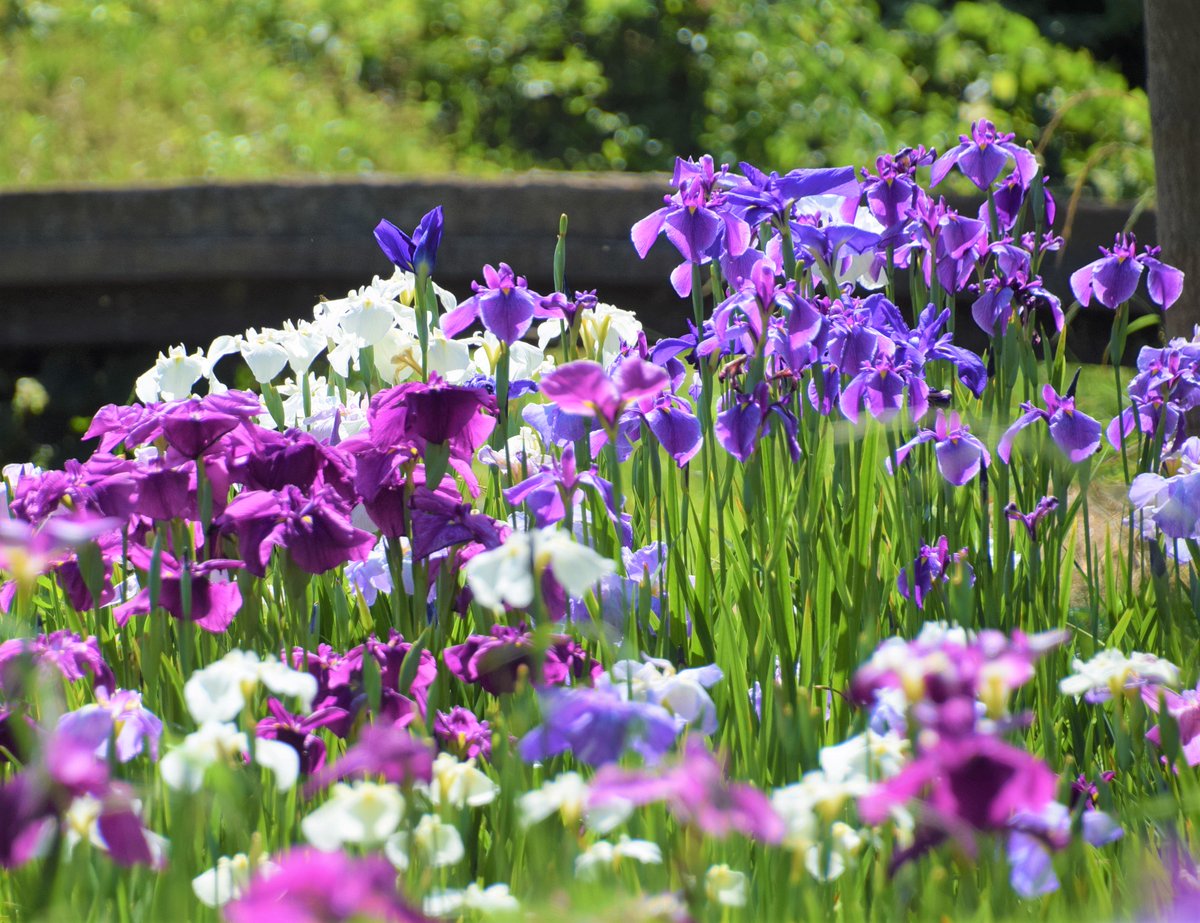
1047;409;1102;463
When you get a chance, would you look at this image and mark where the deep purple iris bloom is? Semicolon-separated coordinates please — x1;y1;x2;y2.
442;624;601;695
642;393;703;466
972;265;1063;338
1071;233;1185;311
897;536;973;610
1005;496;1060;541
441;263;548;343
998;383;1102;464
839;353;928;425
1108;344;1200;452
931;119;1039;191
434;707;492;760
519;685;679;767
257;698;347;776
224;847;428;923
374;206;444;275
889;410;990;486
409;486;507;561
859;733;1058;861
860;146;936;230
217;484;375;577
114;545;244;633
540;357;670;431
589;740;784;844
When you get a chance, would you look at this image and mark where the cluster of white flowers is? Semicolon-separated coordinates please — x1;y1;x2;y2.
1059;648;1181;701
463;526;615;612
160;650;316;793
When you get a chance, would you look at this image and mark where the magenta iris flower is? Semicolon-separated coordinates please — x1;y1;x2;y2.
443;624;601;696
434;707;492;761
539;357;670;431
308;722;435;792
409;486;507;561
257;698;347;776
374;206;444;275
889;410;990;486
519;685;679;766
441;262;549;343
998;383;1102;464
503;443;630;544
590;740;784;843
224;847;428;923
1070;233;1184;311
931;119;1039;191
0;630;114;696
114;545;244;633
1143;681;1200;766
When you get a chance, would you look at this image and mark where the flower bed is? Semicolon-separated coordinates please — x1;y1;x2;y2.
0;121;1196;922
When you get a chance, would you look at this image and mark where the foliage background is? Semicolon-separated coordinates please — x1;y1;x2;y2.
1;0;1152;201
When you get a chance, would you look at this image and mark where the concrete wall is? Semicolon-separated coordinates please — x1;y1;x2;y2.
0;173;1157;358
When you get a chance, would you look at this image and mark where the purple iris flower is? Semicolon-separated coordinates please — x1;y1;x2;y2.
360;629;439;708
0;630;115;696
365;377;498;470
434;707;492;760
989;172;1056;231
441;262;549;343
998;382;1102;464
1071;234;1185;311
972;268;1063;337
9;454;139;525
632;155;751;264
931;119;1039;191
409;486;507;561
308;722;434;793
860;145;936;230
860;733;1057;862
714;382;800;462
159;398;250;459
642;393;703;466
503;443;630;544
1005;496;1060;541
897;536;973;610
114;543;244;633
589;740;784;844
839;352;928;425
374;206;444;275
224;847;427;923
540;356;670;431
1108;344;1200;453
442;624;601;696
519;685;679;766
230;427;355;503
1143;681;1200;766
723;160;860;229
217;484;375;577
257;698;348;776
870;299;988;397
57;688;163;763
888;410;990;486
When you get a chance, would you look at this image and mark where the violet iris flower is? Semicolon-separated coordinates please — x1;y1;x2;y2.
889;410;990;486
434;707;492;761
632;156;751;264
723;161;860;229
1005;496;1060;541
57;688;163;763
715;382;801;462
897;537;973;610
998;382;1102;464
1071;233;1185;311
519;685;680;766
409;486;507;561
931;119;1039;191
224;847;427;923
503;443;630;544
441;263;549;343
972;268;1063;338
374;206;444;275
839;353;929;425
217;484;375;577
589;740;784;844
539;356;670;432
642;394;703;466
